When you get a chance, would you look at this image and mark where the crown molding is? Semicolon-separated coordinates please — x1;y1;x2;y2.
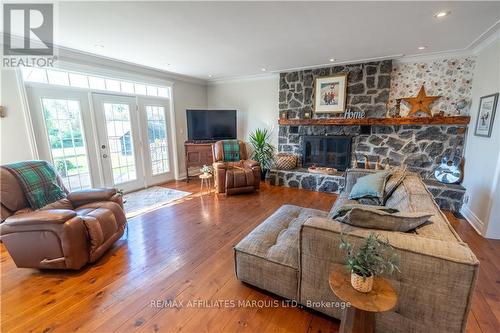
207;72;278;85
2;33;208;86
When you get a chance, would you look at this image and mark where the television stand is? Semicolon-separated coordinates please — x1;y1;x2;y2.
184;141;215;182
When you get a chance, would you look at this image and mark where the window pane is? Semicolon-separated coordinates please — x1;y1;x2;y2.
89;76;106;90
69;73;89;88
22;67;48;83
121;81;134;93
134;84;146;95
158;87;170;98
47;70;70;86
105;79;121;92
146;86;158;96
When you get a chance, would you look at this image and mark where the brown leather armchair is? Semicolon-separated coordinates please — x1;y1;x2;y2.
0;167;127;270
212;140;261;195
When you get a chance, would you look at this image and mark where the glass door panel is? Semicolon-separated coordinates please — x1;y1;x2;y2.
146;105;169;175
26;87;100;190
41;98;91;190
103;102;137;184
138;98;174;185
93;94;144;192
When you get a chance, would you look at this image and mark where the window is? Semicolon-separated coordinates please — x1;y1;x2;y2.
21;67;171;98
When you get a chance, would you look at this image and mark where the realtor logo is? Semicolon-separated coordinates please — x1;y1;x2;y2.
3;3;53;56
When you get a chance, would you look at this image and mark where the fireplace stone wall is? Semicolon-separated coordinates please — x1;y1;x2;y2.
278;124;466;179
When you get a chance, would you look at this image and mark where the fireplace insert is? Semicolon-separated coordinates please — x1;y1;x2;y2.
301;135;352;170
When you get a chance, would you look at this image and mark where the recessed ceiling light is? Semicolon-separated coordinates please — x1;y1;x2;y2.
434;11;450;18
261;68;267;72
208;74;213;78
94;44;104;49
418;46;427;50
329;58;335;62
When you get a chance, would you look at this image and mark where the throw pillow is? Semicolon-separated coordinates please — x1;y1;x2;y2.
349;171;391;204
333;204;432;232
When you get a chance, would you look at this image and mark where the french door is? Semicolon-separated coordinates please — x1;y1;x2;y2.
137;97;174;185
27;87;100;191
92;94;145;192
27;87;175;193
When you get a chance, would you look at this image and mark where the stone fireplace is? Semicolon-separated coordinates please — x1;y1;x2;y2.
301;135;352;170
269;60;469;212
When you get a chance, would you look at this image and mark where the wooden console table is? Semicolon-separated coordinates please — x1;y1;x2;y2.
184;142;214;182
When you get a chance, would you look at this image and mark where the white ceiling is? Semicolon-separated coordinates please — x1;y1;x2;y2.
56;1;500;80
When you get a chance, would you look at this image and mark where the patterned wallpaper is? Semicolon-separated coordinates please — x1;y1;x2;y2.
388;57;476;116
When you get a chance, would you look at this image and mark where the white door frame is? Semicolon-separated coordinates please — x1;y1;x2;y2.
137;97;175;186
26;86;101;188
92;93;146;192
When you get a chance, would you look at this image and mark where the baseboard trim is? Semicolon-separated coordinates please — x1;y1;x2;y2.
460;205;485;236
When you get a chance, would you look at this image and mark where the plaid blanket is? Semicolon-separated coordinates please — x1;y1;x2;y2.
3;160;66;209
222;140;240;162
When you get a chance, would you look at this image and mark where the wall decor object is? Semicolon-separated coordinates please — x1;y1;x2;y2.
279;110;288;119
344;108;366;119
402;86;441;117
313;73;348;114
474;93;498;138
0;106;5;118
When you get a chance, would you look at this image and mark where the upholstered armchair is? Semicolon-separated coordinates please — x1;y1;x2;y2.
212;140;261;195
0;166;127;270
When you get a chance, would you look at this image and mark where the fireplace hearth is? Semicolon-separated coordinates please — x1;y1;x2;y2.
302;135;352;171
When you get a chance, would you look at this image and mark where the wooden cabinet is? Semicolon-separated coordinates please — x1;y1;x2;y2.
184;142;214;182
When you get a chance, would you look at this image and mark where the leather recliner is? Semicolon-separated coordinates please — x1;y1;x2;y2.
212;140;261;195
0;167;127;270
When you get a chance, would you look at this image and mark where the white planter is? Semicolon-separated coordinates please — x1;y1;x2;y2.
351;272;373;293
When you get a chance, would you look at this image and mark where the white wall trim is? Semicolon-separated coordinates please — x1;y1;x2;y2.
15;68;39;160
460;205;486;236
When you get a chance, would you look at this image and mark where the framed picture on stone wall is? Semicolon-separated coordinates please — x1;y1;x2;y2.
474;93;498;138
313;73;348;113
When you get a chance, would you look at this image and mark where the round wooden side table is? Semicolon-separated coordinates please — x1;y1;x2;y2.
199;173;213;195
329;269;397;333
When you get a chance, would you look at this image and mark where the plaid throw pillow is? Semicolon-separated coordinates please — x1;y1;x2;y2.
3;160;66;210
222;140;240;162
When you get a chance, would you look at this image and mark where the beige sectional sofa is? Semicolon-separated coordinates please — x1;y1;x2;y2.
234;168;479;333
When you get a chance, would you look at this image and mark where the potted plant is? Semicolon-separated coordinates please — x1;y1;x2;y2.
340;232;400;293
249;128;275;180
200;164;212;176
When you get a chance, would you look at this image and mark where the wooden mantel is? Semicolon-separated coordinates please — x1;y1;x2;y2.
278;116;470;126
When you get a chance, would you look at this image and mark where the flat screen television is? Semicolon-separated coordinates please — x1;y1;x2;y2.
186;109;237;141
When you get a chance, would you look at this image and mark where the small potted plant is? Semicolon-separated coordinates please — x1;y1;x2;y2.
340;232;400;293
200;164;212;176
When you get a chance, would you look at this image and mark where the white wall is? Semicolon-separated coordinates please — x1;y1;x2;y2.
0;69;36;164
0;51;207;180
461;37;500;239
207;75;279;149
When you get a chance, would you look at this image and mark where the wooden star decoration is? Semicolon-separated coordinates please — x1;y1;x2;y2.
402;86;441;117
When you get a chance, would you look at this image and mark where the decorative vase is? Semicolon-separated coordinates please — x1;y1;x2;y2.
351;272;373;293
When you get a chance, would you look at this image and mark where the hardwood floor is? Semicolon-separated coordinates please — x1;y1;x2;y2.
1;181;499;333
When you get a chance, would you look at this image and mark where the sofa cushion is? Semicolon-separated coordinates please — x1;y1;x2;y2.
386;173;462;242
234;204;327;300
235;204;328;269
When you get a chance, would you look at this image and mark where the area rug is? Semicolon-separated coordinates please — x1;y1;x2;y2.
123;186;191;218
